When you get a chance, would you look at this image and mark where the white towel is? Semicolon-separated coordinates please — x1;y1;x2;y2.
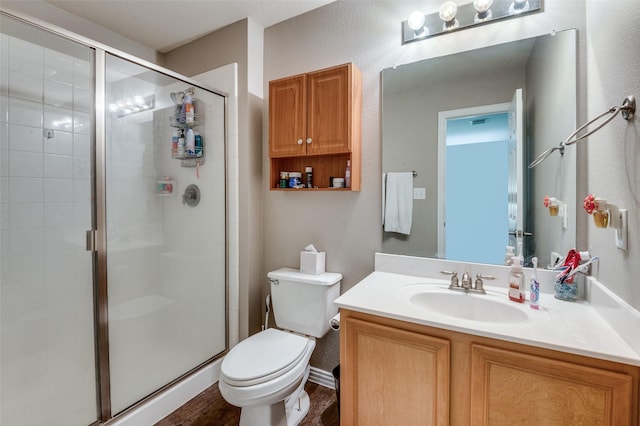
383;172;413;235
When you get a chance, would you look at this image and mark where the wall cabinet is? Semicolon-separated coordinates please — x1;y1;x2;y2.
340;310;640;425
268;63;362;190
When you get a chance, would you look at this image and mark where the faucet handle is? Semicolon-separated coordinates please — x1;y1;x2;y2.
474;274;495;293
439;270;459;288
461;271;472;290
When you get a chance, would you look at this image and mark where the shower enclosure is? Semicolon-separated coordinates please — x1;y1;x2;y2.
1;13;228;426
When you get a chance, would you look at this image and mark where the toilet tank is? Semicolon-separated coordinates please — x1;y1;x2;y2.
268;268;342;338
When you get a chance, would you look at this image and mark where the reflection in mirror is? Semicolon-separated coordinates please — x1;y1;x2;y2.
382;29;577;267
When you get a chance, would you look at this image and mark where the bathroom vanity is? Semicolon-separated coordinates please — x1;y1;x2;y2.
335;254;640;425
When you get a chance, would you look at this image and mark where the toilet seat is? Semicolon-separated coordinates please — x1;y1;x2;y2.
221;328;312;387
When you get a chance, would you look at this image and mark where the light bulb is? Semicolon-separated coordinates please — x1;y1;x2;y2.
474;0;493;22
509;0;530;14
133;95;145;105
439;1;458;23
407;11;425;31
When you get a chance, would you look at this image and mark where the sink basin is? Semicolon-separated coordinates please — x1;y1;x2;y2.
396;285;529;323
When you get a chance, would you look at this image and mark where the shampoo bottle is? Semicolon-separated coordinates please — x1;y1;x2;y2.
185;128;195;156
508;256;525;303
530;257;540;309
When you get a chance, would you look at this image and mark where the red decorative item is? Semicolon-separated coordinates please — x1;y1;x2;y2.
544;195;550;208
583;194;596;214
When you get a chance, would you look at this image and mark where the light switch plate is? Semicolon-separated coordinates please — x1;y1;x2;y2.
413;187;426;200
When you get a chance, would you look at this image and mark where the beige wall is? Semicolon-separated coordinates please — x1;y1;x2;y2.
262;0;593;371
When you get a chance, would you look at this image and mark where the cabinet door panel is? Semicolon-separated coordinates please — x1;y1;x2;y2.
470;344;634;425
342;317;450;425
269;74;306;157
307;65;351;155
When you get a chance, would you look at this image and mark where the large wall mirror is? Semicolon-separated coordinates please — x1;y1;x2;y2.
382;29;577;267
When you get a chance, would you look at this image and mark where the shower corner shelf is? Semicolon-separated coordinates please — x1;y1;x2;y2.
169;114;202;129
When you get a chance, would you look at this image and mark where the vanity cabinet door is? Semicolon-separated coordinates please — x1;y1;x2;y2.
341;317;450;426
269;73;307;158
470;344;635;425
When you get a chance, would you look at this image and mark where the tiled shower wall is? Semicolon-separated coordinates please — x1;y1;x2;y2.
0;30;98;425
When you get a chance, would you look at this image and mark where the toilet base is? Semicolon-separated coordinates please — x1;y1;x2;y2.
238;390;310;426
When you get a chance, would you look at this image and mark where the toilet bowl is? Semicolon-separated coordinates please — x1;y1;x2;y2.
219;329;316;426
219;268;342;426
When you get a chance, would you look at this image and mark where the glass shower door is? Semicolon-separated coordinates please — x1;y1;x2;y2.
0;15;98;426
104;54;227;414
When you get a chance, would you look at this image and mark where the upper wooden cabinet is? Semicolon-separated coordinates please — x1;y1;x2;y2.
268;63;362;190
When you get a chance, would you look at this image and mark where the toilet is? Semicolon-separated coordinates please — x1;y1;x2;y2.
219;267;342;426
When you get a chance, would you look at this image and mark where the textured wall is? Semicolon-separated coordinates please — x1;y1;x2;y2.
263;0;588;371
585;1;640;306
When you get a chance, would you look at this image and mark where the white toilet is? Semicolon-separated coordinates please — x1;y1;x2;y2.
219;267;342;426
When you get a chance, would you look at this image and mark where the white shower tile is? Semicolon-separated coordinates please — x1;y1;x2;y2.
43;129;72;155
44;105;73;132
10;227;44;256
9;150;43;178
44;49;73;86
9;38;43;78
73;202;91;227
44;178;74;203
73;111;90;134
9;71;43;103
44;204;75;227
73;133;90;158
44;153;73;179
73;156;91;179
0;96;8;123
0;149;7;177
0;176;8;203
44;79;73;108
0;33;7;70
9;124;43;153
0;229;9;257
73;59;91;90
9;177;43;203
0;68;7;97
10;252;45;283
74;179;91;203
74;87;91;112
8;98;42;127
0;203;8;230
10;203;43;229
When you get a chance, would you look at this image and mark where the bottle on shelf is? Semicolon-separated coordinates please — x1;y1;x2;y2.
183;92;194;124
345;160;351;188
194;132;203;157
185;128;195;157
177;130;185;157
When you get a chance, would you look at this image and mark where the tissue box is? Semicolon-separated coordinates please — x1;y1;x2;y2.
300;251;326;275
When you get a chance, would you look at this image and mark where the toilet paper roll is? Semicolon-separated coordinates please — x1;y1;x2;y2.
330;313;340;331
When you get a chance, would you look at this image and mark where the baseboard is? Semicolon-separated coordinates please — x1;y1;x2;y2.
308;366;336;390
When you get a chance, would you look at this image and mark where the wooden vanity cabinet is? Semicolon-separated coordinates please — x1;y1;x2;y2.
340;310;640;425
268;63;362;190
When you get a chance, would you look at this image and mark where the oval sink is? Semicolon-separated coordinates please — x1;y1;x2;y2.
396;285;528;323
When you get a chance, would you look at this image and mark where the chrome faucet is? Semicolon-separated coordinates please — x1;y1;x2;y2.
440;270;493;294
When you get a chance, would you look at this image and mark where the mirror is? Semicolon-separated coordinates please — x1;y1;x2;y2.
382;29;577;267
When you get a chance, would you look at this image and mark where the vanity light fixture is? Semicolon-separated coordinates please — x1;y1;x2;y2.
529;95;636;168
401;0;541;45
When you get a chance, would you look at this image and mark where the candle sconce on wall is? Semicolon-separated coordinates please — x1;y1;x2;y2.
543;196;568;230
402;0;542;45
583;194;628;250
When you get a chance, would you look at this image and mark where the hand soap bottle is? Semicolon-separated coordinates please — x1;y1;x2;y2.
508;256;525;303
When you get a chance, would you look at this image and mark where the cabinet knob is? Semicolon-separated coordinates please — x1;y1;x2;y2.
306;138;312;144
297;139;303;145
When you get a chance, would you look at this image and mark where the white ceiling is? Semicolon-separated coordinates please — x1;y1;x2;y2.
43;0;336;53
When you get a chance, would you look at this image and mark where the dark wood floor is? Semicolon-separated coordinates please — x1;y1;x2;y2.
155;381;339;426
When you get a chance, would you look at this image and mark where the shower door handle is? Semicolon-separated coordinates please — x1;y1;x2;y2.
86;230;97;252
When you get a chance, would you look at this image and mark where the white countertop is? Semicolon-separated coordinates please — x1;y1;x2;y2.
335;254;640;367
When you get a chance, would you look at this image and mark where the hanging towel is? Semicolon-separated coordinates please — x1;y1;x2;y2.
383;172;414;235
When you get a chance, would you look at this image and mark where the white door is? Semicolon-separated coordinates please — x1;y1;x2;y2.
507;88;525;253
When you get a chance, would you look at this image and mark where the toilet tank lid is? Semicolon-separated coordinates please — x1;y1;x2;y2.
268;268;342;285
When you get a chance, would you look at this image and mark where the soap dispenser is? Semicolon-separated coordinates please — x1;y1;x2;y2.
508;256;525;303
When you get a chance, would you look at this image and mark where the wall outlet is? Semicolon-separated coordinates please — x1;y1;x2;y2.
413;187;426;200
